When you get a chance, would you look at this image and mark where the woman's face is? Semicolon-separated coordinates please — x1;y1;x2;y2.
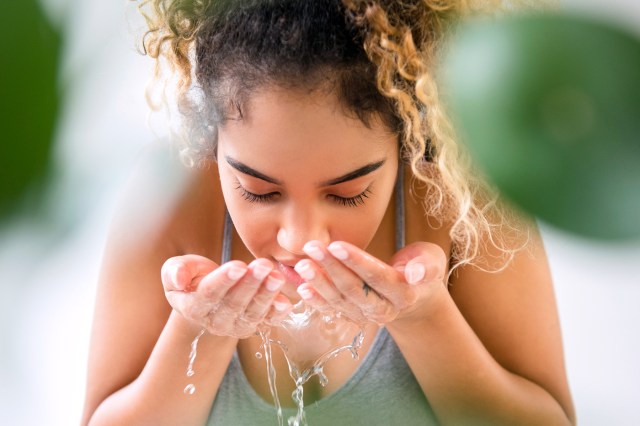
217;87;398;290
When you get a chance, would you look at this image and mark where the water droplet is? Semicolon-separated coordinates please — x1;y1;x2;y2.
318;372;329;387
255;351;263;359
186;329;205;379
184;384;196;395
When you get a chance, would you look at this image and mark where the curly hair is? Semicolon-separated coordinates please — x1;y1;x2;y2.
138;0;536;273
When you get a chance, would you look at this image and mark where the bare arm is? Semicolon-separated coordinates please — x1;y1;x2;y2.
82;153;291;425
387;231;576;425
85;310;237;425
294;229;575;425
80;188;239;425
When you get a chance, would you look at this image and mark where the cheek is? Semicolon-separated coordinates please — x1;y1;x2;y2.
218;173;273;255
335;210;385;248
233;212;273;254
330;195;391;249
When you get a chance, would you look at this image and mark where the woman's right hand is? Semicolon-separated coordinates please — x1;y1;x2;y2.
161;255;292;338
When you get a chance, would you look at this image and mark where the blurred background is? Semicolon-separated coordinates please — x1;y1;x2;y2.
0;0;638;424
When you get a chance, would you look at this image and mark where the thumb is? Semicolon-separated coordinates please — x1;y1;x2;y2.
161;254;219;291
391;242;447;285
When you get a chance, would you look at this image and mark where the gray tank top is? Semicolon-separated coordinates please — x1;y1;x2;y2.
209;163;438;425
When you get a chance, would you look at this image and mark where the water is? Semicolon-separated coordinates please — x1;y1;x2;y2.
183;383;196;395
183;302;365;426
183;329;205;394
257;302;365;426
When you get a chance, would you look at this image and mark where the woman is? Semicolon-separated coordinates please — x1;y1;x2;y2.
82;0;575;424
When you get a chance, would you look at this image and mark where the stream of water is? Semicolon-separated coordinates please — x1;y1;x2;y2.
184;302;364;426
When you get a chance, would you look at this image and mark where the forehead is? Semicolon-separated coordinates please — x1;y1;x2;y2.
217;87;398;174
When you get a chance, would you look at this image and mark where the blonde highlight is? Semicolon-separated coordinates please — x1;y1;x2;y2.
137;0;538;272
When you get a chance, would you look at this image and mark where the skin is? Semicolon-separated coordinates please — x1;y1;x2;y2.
82;86;575;425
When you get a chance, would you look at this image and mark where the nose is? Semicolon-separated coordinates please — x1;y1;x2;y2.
276;206;330;255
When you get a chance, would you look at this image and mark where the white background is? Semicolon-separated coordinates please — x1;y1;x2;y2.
0;0;638;424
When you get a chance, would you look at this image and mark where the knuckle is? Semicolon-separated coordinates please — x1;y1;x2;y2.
201;281;221;299
369;304;392;322
326;294;344;307
220;298;244;313
243;310;263;323
343;285;365;300
361;269;378;283
252;290;274;306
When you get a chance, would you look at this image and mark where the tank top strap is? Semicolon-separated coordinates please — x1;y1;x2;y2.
221;208;233;264
394;159;405;252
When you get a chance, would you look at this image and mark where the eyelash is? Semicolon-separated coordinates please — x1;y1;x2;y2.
329;189;372;207
235;183;372;207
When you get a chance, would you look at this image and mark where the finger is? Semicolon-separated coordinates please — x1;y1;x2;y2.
296;283;331;313
324;241;406;305
198;260;248;300
161;254;219;291
390;242;447;284
224;259;273;309
165;287;218;322
209;259;273;330
294;258;354;307
265;293;293;325
302;241;373;303
241;271;285;323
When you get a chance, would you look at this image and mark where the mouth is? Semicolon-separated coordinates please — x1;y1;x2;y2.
276;261;305;286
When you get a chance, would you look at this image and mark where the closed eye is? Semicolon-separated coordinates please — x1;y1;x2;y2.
328;188;372;207
235;183;280;203
235;182;372;208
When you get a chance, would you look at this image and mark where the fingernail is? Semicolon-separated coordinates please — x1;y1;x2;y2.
252;263;271;280
407;262;425;284
303;242;325;261
273;300;288;311
170;264;180;285
298;287;314;300
327;243;348;260
227;265;246;281
265;276;284;292
294;261;315;281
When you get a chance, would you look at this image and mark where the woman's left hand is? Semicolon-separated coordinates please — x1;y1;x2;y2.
294;240;448;326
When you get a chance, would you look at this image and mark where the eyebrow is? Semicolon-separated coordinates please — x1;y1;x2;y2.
225;156;282;184
225;156;386;187
320;160;386;186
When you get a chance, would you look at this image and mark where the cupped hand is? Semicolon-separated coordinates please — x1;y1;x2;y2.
293;241;447;326
161;255;292;338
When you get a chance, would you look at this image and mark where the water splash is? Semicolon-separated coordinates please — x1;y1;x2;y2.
259;327;285;426
184;328;205;395
181;304;365;425
257;302;365;426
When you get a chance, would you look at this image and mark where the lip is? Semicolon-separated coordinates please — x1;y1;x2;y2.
276;261;305;286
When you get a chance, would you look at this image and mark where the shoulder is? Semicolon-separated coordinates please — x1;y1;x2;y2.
403;170;453;260
108;147;225;261
84;148;226;415
448;225;574;414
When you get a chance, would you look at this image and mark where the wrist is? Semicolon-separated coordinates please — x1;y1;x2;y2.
168;309;239;347
386;282;452;335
